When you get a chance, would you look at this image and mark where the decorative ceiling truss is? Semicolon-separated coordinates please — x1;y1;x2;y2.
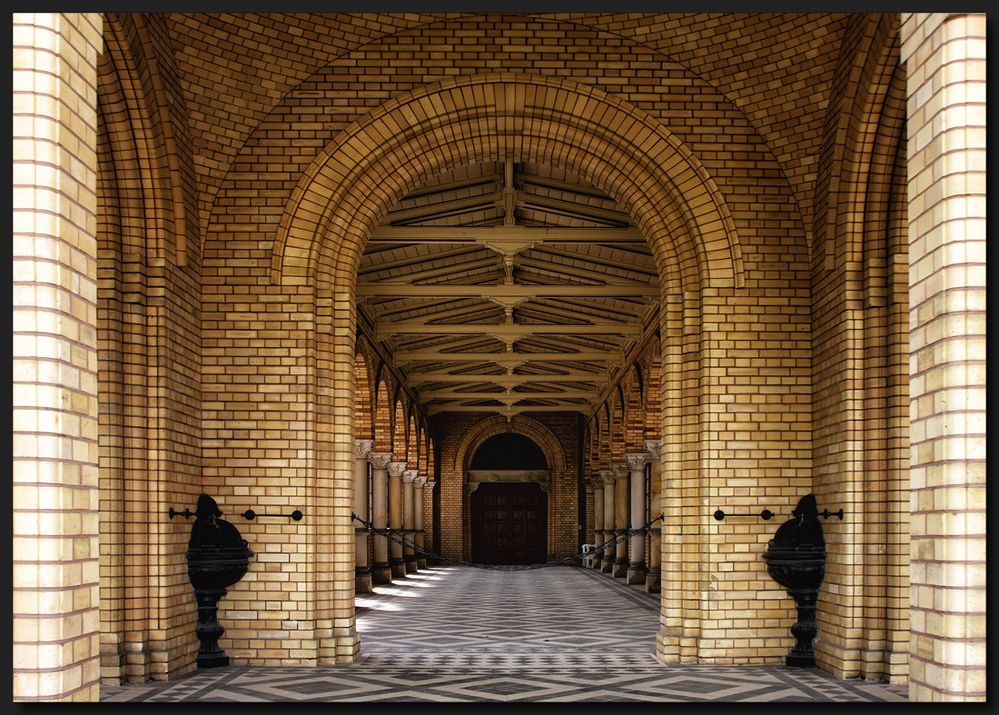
359;161;659;416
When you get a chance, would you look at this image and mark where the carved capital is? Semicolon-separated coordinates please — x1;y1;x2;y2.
599;469;615;484
387;462;408;478
414;475;428;488
368;451;393;470
625;452;651;472
612;464;629;480
644;439;662;460
402;469;419;484
354;439;376;460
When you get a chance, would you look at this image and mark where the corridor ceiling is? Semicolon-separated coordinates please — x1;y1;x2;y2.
359;162;658;416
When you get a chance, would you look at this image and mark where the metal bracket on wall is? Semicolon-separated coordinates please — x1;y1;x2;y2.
168;507;195;519
819;508;844;520
713;508;775;521
241;509;304;522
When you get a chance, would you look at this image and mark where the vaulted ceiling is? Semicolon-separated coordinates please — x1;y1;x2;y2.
359;162;658;416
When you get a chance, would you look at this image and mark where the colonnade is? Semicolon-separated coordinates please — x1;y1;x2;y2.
589;440;662;593
353;440;431;593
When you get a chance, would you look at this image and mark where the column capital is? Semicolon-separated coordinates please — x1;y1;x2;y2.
414;475;428;488
368;451;394;469
625;452;651;471
402;469;419;483
612;464;629;480
598;469;615;483
387;461;408;478
644;439;662;460
354;439;376;460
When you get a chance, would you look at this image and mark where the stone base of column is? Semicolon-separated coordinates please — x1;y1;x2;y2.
613;559;629;578
390;559;407;579
601;557;614;574
404;557;418;574
645;569;661;593
417;558;428;569
372;562;392;585
355;567;373;594
627;563;647;585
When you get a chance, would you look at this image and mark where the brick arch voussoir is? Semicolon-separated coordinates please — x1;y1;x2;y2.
273;74;742;293
451;415;568;478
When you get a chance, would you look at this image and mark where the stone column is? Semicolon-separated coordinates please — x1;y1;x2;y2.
613;465;630;578
414;476;428;569
387;462;408;579
402;469;419;574
368;451;393;584
353;440;375;593
600;469;616;574
625;452;651;585
591;476;604;570
644;440;663;593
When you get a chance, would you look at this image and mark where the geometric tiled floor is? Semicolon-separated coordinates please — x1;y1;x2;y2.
101;565;909;702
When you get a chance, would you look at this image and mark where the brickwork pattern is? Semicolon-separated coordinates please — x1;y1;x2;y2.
12;12;104;701
12;11;984;702
900;13;986;702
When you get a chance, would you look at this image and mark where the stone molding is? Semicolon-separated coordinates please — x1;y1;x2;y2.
625;452;652;471
644;440;662;460
354;439;376;460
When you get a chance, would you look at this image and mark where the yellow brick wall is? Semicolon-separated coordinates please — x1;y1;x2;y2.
900;12;986;702
11;12;988;701
12;12;104;702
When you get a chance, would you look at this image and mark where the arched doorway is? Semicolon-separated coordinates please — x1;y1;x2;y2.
468;433;549;564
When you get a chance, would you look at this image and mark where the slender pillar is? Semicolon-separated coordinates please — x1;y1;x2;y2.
402;470;419;574
354;440;376;593
414;476;428;569
368;451;393;584
644;440;663;593
591;477;604;569
625;452;651;585
613;465;630;578
600;469;616;574
387;462;408;579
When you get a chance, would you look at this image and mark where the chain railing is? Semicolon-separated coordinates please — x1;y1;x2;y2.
352;512;664;571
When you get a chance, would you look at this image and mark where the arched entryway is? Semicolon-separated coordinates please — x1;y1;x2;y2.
468;433;549;565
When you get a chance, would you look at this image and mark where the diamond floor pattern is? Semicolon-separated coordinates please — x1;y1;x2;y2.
102;565;908;702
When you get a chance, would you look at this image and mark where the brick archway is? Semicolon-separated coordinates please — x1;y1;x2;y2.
280;72;722;664
444;415;571;562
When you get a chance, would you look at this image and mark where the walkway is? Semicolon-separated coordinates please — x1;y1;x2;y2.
102;566;908;702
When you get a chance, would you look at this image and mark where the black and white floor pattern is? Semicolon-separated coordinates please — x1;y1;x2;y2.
102;566;908;702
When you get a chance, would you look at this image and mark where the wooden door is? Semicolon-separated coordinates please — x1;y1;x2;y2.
471;482;547;565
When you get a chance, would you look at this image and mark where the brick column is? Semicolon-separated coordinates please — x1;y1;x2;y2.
367;452;393;585
13;12;103;702
591;476;604;569
600;470;615;574
645;440;663;593
613;465;630;579
414;476;428;569
353;440;375;593
387;462;408;579
900;12;986;702
625;453;652;585
402;470;419;574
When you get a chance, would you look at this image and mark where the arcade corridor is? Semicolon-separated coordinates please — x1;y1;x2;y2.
102;566;906;702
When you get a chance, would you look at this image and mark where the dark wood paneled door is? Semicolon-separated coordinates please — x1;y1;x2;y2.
471;482;547;565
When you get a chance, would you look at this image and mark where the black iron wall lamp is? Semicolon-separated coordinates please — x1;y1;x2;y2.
241;508;304;522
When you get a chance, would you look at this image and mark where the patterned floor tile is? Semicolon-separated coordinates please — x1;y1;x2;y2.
102;565;908;702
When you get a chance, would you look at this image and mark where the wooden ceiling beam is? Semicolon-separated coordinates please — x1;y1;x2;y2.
375;322;642;339
357;284;658;298
394;350;622;364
